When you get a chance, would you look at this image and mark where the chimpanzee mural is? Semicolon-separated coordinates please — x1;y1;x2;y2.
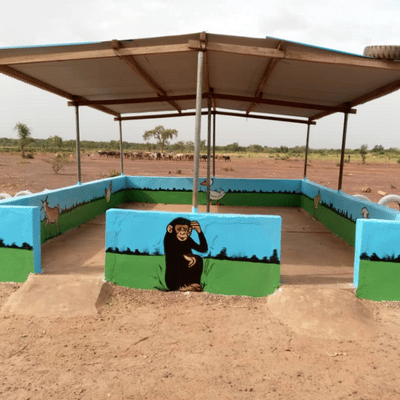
164;217;208;292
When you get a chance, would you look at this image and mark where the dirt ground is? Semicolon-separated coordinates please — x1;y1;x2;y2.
1;151;400;399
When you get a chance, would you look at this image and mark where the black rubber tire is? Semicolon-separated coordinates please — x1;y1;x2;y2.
363;45;400;60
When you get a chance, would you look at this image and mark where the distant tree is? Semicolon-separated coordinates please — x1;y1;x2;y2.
109;140;120;150
143;126;178;153
185;141;194;152
47;135;63;151
200;139;207;153
279;145;289;153
360;144;368;164
14;122;34;158
372;144;384;153
248;144;264;153
225;142;245;152
172;141;186;152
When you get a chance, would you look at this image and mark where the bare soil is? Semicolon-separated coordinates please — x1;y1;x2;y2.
1;151;400;399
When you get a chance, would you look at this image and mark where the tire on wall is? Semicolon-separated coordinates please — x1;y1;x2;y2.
378;194;400;208
0;193;12;200
14;190;32;197
353;194;371;202
363;45;400;60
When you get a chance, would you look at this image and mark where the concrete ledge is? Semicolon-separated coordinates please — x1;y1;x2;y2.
1;274;109;317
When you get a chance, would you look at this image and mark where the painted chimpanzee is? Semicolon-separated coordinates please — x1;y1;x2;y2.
164;217;208;292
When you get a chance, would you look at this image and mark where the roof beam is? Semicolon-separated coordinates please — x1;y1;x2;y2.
311;79;400;120
3;38;400;72
0;43;193;66
115;109;315;125
189;40;400;72
246;44;282;114
68;92;356;114
212;93;357;114
112;40;182;113
0;65;119;117
117;111;201;121
216;111;316;125
68;94;197;106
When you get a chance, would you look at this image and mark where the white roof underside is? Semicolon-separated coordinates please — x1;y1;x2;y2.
1;32;400;122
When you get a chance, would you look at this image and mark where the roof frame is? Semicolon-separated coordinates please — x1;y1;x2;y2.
1;31;400;123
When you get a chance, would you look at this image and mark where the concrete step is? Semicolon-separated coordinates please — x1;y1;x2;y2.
1;274;112;317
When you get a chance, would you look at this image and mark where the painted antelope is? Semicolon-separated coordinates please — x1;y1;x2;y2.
105;182;112;203
41;196;60;234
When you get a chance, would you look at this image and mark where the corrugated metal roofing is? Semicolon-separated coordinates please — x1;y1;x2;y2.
1;32;400;122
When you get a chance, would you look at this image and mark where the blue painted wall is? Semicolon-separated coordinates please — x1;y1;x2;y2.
1;174;400;292
106;209;281;260
0;176;127;222
354;219;400;300
126;176;302;194
105;209;281;296
301;179;399;222
0;205;41;275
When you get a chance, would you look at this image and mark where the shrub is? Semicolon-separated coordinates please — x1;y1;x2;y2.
43;154;72;174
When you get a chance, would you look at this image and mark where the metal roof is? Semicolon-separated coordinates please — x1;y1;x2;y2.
1;32;400;123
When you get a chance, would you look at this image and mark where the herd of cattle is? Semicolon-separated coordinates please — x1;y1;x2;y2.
97;150;231;162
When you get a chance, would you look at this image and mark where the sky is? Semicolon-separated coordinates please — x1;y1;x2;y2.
1;0;399;150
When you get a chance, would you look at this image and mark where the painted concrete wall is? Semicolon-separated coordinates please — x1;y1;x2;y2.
354;219;400;300
105;209;281;297
0;206;41;282
300;179;399;246
125;176;302;207
1;174;400;295
0;176;127;242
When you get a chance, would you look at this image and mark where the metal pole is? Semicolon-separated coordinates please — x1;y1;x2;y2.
206;97;212;212
338;112;349;191
119;119;124;175
192;50;204;213
303;122;311;179
212;111;216;178
74;105;81;184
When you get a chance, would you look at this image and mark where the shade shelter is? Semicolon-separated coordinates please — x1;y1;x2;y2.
1;32;400;210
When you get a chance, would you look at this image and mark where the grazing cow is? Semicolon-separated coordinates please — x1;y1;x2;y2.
173;153;184;161
222;155;231;162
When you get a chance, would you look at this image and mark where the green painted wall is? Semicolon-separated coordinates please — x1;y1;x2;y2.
124;190;354;246
125;189;205;205
125;189;301;208
41;191;126;243
0;248;34;282
217;192;301;207
301;196;356;246
356;260;400;301
105;254;165;290
105;253;280;297
202;259;280;297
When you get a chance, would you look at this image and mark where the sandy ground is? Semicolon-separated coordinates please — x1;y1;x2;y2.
1;151;400;399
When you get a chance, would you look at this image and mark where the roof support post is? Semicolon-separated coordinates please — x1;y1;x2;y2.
338;112;349;191
74;105;82;185
118;119;124;175
303;122;311;179
212;111;216;178
206;96;212;212
192;49;205;213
